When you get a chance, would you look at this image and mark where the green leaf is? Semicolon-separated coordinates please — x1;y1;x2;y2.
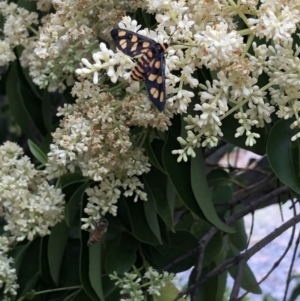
13;242;31;272
267;119;300;194
143;193;162;243
59;239;81;287
144;137;166;174
24;290;36;300
228;205;248;251
19;274;39;300
191;147;233;232
42;90;53;132
190;262;227;301
162;132;204;218
227;246;262;294
48;221;70;285
207;169;231;187
152;230;198;273
40;237;56;287
60;173;86;188
105;247;137;274
221;114;267;155
80;199;100;301
17;238;41;297
28;139;48;164
143;167;174;230
211;185;233;218
191;219;223;267
89;242;105;301
153;281;185;301
6;62;42;142
62;289;81;301
102;275;120;299
72;289;93;301
289;283;300;301
16;46;42;101
65;181;90;226
124;197;161;245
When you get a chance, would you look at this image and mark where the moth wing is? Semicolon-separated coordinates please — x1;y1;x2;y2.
110;28;156;57
144;52;166;111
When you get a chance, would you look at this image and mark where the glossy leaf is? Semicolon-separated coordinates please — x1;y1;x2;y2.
211;185;233;218
190;262;226;301
221;114;267;155
6;62;41;142
227;246;262;294
105;247;137;274
40;237;56;287
191;219;223;267
267;119;300;194
72;289;93;301
60;174;86;188
207;169;231;187
162;132;204;218
144;137;166;174
191;147;233;232
152;230;198;273
17;238;41;297
28;139;48;164
143;192;162;243
143;167;174;230
42;90;53;132
89;242;105;301
65;181;90;226
227;205;248;251
80;227;99;300
16;46;42;100
14;242;31;272
48;221;70;285
124;197;161;245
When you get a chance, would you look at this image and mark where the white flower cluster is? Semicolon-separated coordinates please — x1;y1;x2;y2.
0;142;65;242
0;237;18;297
75;0;300;160
29;0;52;12
109;267;174;301
0;1;38;66
0;0;145;91
45;84;172;227
146;0;300;160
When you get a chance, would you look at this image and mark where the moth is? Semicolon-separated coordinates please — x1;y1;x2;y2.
87;218;108;247
110;28;168;111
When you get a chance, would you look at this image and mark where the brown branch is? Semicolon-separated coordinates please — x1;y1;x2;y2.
164;186;289;272
175;212;300;301
225;186;289;225
229;257;246;301
238;199;297;300
283;226;300;301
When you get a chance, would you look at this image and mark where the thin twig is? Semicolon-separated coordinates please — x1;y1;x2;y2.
283;230;300;301
214;174;276;208
164;186;289;272
226;187;289;225
233;174;275;199
174;213;300;301
283;200;300;301
238;200;297;300
229;257;246;301
245;212;254;250
163;227;218;270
